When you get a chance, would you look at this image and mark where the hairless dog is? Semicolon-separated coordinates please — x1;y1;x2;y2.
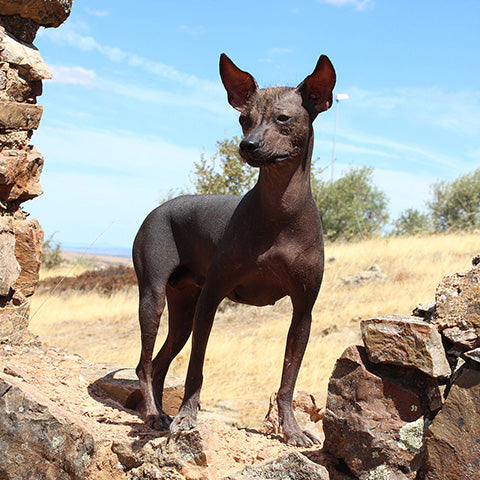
132;53;336;446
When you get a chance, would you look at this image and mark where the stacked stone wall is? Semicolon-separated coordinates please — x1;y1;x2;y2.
0;0;73;343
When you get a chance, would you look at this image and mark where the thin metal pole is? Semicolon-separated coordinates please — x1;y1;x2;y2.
331;99;339;182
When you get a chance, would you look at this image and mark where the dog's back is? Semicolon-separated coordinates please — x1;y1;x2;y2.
133;194;241;290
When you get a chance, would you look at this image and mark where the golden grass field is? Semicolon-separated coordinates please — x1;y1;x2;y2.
29;232;479;426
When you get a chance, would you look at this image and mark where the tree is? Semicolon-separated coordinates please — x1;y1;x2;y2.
41;233;65;269
313;167;389;241
392;208;432;236
428;168;480;231
193;137;256;195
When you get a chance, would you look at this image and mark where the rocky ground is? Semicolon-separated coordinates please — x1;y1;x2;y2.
2;257;480;479
0;338;338;480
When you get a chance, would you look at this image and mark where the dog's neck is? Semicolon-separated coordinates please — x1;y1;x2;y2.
253;130;314;219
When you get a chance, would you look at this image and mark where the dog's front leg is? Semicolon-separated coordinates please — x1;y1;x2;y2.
277;295;321;447
169;284;223;434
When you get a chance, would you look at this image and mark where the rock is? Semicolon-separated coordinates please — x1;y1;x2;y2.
0;130;31;150
0;26;52;80
0;0;73;28
0;298;29;343
156;425;209;470
0;216;20;296
261;391;324;443
0;147;44;203
0;57;39;103
323;345;430;480
341;264;387;285
434;258;480;334
13;217;43;296
0;372;95;479
0;13;40;43
361;315;451;379
422;368;480;479
464;347;480;365
412;301;435;320
128;463;184;479
225;451;330;479
0;100;43;130
442;326;480;355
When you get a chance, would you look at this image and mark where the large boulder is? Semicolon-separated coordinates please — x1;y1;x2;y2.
323;345;435;479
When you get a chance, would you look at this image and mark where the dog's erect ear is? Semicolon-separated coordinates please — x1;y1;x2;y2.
220;53;258;111
297;55;336;120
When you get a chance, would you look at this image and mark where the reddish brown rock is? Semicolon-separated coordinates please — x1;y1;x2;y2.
0;146;44;203
323;345;430;480
0;100;42;130
361;315;451;379
13;217;43;296
434;258;480;334
422;368;480;479
0;0;73;28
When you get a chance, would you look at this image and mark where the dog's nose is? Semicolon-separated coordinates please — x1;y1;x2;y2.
240;138;260;153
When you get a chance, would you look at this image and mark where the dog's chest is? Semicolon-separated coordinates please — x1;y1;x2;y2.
225;246;295;306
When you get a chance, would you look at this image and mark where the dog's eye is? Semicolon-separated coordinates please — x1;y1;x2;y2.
277;114;291;123
239;115;250;128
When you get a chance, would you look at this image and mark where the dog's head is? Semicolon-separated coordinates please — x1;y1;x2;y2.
220;54;336;168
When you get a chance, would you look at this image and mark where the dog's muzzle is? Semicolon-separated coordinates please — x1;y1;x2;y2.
239;138;289;167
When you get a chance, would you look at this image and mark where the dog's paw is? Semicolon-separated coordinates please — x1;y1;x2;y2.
169;412;197;434
284;428;321;447
147;413;172;431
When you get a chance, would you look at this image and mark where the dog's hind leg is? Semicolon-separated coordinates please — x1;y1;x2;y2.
135;281;168;430
150;283;200;427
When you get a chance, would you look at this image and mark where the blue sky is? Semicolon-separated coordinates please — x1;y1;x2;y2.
27;0;480;253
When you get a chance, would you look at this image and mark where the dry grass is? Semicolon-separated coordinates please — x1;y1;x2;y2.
29;232;479;426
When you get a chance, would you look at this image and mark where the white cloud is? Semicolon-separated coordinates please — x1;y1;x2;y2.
49;65;96;85
270;48;294;55
35;124;201;178
318;0;373;11
84;8;109;17
41;23;216;89
348;85;480;137
338;129;460;171
96;77;227;114
178;25;207;35
29;124;205;248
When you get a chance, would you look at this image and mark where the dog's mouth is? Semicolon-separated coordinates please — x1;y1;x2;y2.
242;152;290;167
